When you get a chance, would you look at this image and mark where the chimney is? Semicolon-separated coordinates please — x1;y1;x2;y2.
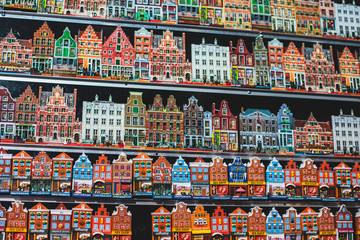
212;103;215;115
38;86;42;104
230;41;233;52
74;89;77;109
330;45;334;61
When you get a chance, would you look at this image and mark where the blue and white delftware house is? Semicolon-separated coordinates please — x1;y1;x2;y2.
72;153;93;197
266;157;286;199
172;156;191;199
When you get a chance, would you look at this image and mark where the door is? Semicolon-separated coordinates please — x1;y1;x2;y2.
202;188;207;196
133;136;138;146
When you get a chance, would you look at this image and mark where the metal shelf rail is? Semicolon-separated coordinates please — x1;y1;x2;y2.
1;73;360;102
1;142;360;164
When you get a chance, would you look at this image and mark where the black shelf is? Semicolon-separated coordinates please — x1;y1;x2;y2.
0;195;359;208
1;73;360;103
1;10;360;47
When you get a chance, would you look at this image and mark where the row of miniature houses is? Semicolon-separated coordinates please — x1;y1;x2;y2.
1;22;360;92
3;0;358;39
151;202;360;240
3;149;360;201
0;83;345;154
1;201;132;240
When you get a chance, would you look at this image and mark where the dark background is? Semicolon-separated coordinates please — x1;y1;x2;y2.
1;3;360;238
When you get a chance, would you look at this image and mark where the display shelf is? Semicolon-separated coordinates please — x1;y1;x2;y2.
1;142;360;164
0;195;359;208
1;73;360;103
1;10;360;47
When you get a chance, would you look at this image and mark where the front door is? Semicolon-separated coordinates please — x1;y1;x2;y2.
133;136;138;146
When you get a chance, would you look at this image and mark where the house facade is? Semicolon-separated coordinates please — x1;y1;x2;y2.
152;156;172;199
0;87;16;139
294;112;333;154
82;94;124;145
15;85;37;140
32;22;54;74
189;156;210;200
51;152;73;197
72;153;93;197
53;27;78;77
183;96;205;149
36;85;81;143
212;100;238;151
239;108;278;153
112;153;132;198
124;91;147;147
229;39;254;86
31;151;52;195
191;38;230;84
151;30;191;83
146;94;184;148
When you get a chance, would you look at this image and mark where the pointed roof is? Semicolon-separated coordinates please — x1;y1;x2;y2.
335;204;352;219
0;148;12;158
135;27;151;37
171;202;191;214
229;207;247;216
113;152;132;164
13;150;32;159
34;151;51;161
318;207;334;218
282;207;299;218
55;203;68;210
53;152;73;161
247;157;265;168
73;202;93;211
152;206;170;215
210;156;227;167
249;206;266;217
318;161;332;171
267;157;283;172
334;162;351;170
301;207;317;215
153;156;172;167
229;156;245;167
300;158;317;169
79;25;102;40
29;203;48;211
267;207;282;221
112;204;132;216
268;38;283;48
133;152;152;161
285;159;298;170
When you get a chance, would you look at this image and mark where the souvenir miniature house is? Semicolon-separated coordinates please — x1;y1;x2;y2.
132;153;153;196
247;157;267;199
210;156;229;200
11;151;32;195
172;156;191;199
0;148;12;193
31;151;52;195
152;156;172;199
72;153;93;197
93;153;112;197
228;157;248;200
112;153;133;198
51;152;73;197
189;156;210;200
266;158;286;199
